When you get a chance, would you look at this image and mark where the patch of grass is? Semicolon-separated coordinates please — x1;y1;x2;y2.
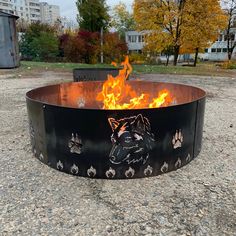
20;61;116;71
132;63;233;77
1;61;234;78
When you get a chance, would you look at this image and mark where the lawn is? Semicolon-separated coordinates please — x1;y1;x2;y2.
1;60;235;78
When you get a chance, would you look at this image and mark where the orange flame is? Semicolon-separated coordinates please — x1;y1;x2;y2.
96;56;173;110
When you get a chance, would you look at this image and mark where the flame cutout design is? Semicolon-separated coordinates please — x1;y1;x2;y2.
105;167;116;178
175;158;182;169
39;153;44;161
33;148;37;156
56;160;63;170
125;167;135;178
71;164;79;175
144;165;153;176
161;162;169;173
87;166;96;177
96;56;173;110
186;153;191;162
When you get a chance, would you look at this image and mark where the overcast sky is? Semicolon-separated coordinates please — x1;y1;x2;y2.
45;0;134;21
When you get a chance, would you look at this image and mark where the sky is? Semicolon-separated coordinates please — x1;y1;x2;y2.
45;0;134;22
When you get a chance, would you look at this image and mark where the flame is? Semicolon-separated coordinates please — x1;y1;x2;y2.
96;56;173;110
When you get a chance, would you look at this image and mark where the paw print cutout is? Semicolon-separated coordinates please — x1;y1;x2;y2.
77;97;85;108
68;133;82;155
172;130;183;149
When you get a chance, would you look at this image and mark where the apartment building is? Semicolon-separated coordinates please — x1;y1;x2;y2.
28;0;41;23
60;16;78;30
0;0;59;24
0;0;14;14
40;2;60;25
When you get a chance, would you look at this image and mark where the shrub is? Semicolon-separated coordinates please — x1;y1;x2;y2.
20;22;59;61
62;31;100;64
103;32;128;63
128;53;146;64
221;60;236;69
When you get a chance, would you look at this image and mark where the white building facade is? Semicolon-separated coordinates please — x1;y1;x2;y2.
125;30;236;62
200;29;236;61
125;31;145;53
40;2;60;25
0;0;60;24
0;0;14;14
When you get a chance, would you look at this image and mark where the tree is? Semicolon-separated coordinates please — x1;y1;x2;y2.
111;2;136;39
20;22;59;61
134;0;187;66
134;0;227;66
222;0;236;60
182;0;227;66
30;32;59;61
63;31;100;63
16;19;28;32
76;0;110;32
103;32;128;63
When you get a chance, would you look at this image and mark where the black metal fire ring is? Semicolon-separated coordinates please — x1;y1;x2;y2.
26;81;206;179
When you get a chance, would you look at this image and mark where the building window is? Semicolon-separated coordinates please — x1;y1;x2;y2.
128;35;137;43
218;35;223;41
131;35;137;42
217;48;221;53
138;35;144;42
211;48;216;53
223;48;227;53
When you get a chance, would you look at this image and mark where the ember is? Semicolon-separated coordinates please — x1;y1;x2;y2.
96;56;173;109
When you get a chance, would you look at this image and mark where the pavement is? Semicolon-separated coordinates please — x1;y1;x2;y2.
0;70;235;235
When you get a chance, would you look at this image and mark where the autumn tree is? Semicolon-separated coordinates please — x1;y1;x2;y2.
222;0;236;60
62;31;100;63
76;0;110;32
182;0;227;66
134;0;187;66
111;2;136;39
103;32;128;63
134;0;227;66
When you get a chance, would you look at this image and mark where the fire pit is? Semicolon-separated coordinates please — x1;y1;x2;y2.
26;80;206;179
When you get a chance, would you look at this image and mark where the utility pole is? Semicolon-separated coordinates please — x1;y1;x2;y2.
100;26;104;64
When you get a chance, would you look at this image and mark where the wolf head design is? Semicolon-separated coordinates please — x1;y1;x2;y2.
108;114;155;165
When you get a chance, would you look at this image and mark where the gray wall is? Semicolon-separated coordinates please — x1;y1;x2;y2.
0;14;20;68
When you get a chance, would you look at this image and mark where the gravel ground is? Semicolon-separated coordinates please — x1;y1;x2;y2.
0;71;235;236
